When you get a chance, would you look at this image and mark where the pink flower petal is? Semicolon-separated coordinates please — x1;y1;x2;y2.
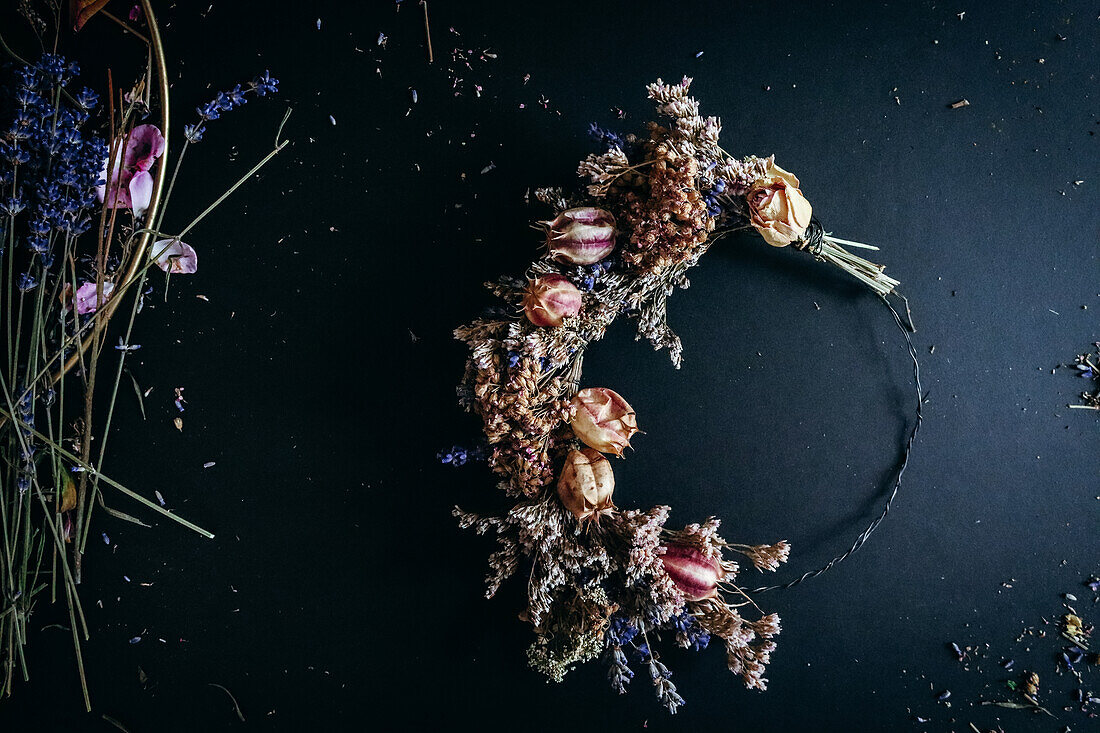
128;171;153;219
124;124;166;173
74;281;115;315
151;239;198;274
97;125;164;212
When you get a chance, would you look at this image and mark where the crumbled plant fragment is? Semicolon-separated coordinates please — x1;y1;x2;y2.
1068;345;1100;409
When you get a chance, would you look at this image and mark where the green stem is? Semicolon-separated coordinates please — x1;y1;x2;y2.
0;402;214;539
177;136;290;241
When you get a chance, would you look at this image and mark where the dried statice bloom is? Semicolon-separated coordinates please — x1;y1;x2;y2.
692;598;783;691
534;186;569;211
577;146;633;197
734;540;792;572
645;76;766;197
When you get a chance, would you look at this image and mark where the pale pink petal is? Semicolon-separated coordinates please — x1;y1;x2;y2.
124;124;166;172
74;281;115;315
151;239;198;274
128;171;153;218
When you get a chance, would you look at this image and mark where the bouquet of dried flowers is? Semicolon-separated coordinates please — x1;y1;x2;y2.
450;77;922;713
0;0;286;708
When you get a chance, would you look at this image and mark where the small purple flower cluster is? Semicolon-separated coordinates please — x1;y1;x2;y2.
184;71;280;143
702;176;728;217
587;122;626;151
603;615;639;694
571;256;616;291
667;610;711;652
436;444;487;467
1;54;109;494
1;54;108;269
600;610;706;712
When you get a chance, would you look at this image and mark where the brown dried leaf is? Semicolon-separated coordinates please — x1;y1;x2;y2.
70;0;113;31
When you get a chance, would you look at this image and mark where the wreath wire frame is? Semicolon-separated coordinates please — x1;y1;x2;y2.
450;77;923;713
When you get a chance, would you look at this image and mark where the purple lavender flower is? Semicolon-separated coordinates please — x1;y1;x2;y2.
188;72;278;141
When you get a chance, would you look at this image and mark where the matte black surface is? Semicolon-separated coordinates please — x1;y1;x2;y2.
1;1;1097;731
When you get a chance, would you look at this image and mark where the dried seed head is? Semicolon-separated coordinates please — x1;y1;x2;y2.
543;207;617;265
570;387;639;457
556;448;615;522
661;544;724;601
523;274;583;328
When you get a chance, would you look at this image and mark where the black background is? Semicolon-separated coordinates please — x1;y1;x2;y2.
1;1;1097;731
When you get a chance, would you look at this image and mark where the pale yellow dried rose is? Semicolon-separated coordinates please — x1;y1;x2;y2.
746;159;813;247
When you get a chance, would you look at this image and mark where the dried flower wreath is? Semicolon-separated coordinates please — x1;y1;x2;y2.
451;77;922;713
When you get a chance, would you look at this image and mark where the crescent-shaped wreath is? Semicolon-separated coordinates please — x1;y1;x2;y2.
450;76;922;713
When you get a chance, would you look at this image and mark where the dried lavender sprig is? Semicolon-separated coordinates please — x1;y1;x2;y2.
184;71;279;143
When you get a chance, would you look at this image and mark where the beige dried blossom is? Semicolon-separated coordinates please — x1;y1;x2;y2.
556;448;616;522
570;387;639;457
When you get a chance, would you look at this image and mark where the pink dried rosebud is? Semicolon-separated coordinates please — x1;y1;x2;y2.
661;544;724;601
556;448;615;522
543;207;616;265
523;274;582;327
570;387;638;457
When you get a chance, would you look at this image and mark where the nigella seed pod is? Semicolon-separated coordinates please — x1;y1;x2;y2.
523;274;583;327
661;545;724;601
570;387;639;457
556;448;615;522
543;207;617;265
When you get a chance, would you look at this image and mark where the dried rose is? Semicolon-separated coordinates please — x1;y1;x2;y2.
556;448;615;522
523;274;582;327
570;387;638;457
661;544;724;601
543;207;616;265
746;159;813;247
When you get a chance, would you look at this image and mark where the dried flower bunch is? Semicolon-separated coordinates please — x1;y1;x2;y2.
452;77;909;713
0;1;287;708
